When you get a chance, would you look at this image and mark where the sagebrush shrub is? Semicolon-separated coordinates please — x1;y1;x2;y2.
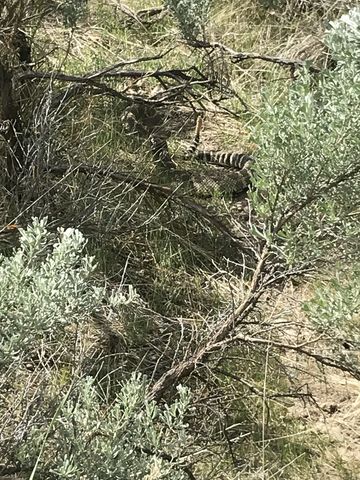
303;265;360;345
0;220;193;479
0;218;101;366
17;374;192;480
326;7;360;62
166;0;212;40
250;6;360;265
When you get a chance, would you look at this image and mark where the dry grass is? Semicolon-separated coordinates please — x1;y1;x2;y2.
1;1;359;478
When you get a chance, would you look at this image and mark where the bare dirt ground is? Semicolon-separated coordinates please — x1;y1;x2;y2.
291;369;360;478
282;284;360;479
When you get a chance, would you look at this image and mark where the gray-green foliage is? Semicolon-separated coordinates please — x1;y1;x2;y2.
0;218;101;366
303;266;360;344
1;220;192;479
250;7;360;265
18;374;191;480
326;7;360;63
166;0;212;40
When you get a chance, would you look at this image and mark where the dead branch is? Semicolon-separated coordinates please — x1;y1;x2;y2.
147;229;360;400
213;368;313;402
17;70;185;104
44;163;252;251
113;2;168;26
18;43;241;113
20;68;221;112
44;49;176;107
215;333;360;379
148;245;271;401
24;71;215;112
188;39;321;73
89;49;175;76
19;67;213;86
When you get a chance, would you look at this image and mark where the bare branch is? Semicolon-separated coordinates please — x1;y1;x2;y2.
188;39;321;73
18;67;213;86
45;163;251;251
148;246;271;401
39;49;179;107
19;65;224;112
213;368;313;402
216;333;360;379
